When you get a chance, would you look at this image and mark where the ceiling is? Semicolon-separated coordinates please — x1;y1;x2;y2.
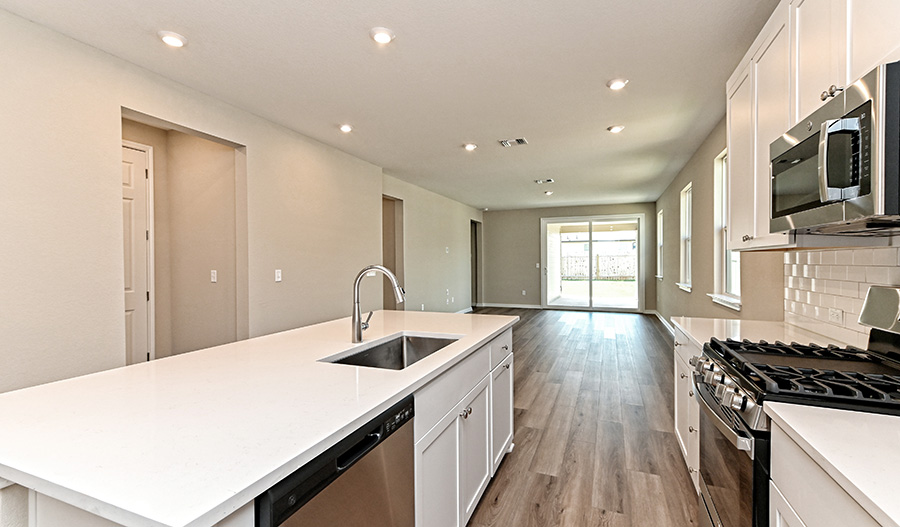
0;0;778;210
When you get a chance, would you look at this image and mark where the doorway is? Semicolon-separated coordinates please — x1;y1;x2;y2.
122;110;249;361
541;215;643;311
382;195;405;310
470;220;482;309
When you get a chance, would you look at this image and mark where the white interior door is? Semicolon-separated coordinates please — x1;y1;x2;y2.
122;144;151;365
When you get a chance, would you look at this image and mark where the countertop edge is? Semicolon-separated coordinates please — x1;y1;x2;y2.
765;402;899;527
2;314;519;527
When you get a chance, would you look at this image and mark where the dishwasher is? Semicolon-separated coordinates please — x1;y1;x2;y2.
255;395;414;527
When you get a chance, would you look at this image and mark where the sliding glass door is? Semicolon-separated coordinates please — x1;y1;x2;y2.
542;215;642;311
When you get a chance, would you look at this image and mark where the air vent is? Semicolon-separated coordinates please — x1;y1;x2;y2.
499;138;528;148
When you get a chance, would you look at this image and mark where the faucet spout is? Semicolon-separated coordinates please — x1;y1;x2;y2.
352;265;405;343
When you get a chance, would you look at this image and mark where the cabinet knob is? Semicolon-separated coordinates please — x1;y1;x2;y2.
742;234;754;242
504;363;511;370
689;467;696;473
460;408;469;419
689;390;694;397
674;341;683;347
680;373;687;379
501;344;509;351
689;426;696;433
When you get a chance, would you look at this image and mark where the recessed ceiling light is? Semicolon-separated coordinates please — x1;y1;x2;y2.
158;31;187;48
607;79;629;90
464;143;477;151
483;208;489;211
340;124;353;133
370;27;396;44
607;125;625;134
544;191;554;196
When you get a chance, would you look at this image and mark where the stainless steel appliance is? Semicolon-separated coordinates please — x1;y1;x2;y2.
769;61;900;235
256;395;414;527
691;286;900;527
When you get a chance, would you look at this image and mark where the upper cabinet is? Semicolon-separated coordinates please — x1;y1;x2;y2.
791;0;846;121
727;0;900;250
727;0;794;250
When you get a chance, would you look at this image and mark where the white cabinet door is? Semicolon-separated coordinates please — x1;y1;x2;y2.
792;0;847;121
770;482;808;527
848;0;900;82
727;60;757;250
415;406;460;527
460;375;491;524
753;3;793;246
490;352;513;475
673;355;699;492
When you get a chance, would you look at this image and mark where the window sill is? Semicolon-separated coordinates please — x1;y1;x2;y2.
676;282;692;293
708;293;742;312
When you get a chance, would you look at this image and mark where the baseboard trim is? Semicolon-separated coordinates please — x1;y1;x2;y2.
456;307;474;314
477;303;542;310
647;310;675;335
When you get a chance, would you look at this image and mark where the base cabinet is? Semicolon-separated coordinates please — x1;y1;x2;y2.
770;482;807;527
460;376;491;523
673;328;700;492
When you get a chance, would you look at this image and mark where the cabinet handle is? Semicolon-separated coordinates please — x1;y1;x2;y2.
501;345;509;351
821;84;843;101
460;409;468;419
689;467;696;473
680;373;687;379
689;426;696;433
674;341;683;347
504;363;511;370
742;234;754;242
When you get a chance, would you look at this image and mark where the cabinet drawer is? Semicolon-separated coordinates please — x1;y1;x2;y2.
415;344;490;442
771;424;879;527
673;327;701;365
489;329;512;370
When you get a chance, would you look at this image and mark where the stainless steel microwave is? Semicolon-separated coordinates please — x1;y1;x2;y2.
770;61;900;235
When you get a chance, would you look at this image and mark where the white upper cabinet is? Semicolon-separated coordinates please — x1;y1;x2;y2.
727;0;794;250
791;0;846;121
847;0;900;82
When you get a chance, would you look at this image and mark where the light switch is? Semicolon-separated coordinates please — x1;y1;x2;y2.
536;262;540;268
275;269;282;282
522;290;526;296
211;270;217;283
445;247;449;254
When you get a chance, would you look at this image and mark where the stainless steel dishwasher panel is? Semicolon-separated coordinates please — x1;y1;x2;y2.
283;421;413;527
256;395;414;527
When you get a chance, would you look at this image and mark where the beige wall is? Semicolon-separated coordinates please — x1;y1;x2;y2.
483;203;657;311
382;175;483;313
0;10;383;393
655;118;783;322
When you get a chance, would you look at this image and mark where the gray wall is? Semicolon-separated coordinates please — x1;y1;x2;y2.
483;203;657;311
654;118;784;322
382;175;483;313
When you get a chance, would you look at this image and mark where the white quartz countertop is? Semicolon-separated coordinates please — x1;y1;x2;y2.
0;310;517;527
670;316;854;349
766;402;900;527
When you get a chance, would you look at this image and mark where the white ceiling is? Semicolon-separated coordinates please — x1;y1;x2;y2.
1;0;778;210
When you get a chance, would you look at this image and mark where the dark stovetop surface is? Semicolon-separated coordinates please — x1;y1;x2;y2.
705;337;900;415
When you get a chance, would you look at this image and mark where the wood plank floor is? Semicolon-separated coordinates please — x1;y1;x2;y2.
469;308;699;527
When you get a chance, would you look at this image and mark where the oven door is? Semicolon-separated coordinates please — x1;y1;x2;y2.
694;377;769;527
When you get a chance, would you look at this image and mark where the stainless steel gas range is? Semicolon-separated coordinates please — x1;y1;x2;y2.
690;286;900;527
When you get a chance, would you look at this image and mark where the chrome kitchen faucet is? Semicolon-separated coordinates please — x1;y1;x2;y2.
352;265;405;342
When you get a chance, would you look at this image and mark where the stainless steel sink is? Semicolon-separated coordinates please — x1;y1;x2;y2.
327;335;458;370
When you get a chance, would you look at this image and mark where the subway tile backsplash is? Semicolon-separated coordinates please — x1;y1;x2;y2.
783;248;900;349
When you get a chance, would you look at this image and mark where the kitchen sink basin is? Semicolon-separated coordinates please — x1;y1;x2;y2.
326;335;458;370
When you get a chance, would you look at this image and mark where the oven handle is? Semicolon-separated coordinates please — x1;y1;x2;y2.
692;374;754;458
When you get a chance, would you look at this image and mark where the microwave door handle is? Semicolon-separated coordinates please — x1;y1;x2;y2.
818;119;840;203
818;117;862;202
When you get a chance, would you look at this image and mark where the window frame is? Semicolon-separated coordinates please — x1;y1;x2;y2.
709;149;742;311
677;183;692;292
656;209;664;280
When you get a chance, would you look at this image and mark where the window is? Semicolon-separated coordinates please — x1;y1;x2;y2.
710;150;741;310
678;183;692;292
656;210;663;279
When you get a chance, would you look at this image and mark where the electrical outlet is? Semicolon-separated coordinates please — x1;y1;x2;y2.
536;262;540;268
446;298;449;304
275;269;282;282
451;297;454;303
446;289;450;295
445;247;450;254
210;270;217;283
421;304;425;311
828;308;843;324
522;290;526;296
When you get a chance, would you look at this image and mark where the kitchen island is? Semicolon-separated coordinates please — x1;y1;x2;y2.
0;310;517;527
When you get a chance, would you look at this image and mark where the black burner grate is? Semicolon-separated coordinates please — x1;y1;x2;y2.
750;364;900;403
